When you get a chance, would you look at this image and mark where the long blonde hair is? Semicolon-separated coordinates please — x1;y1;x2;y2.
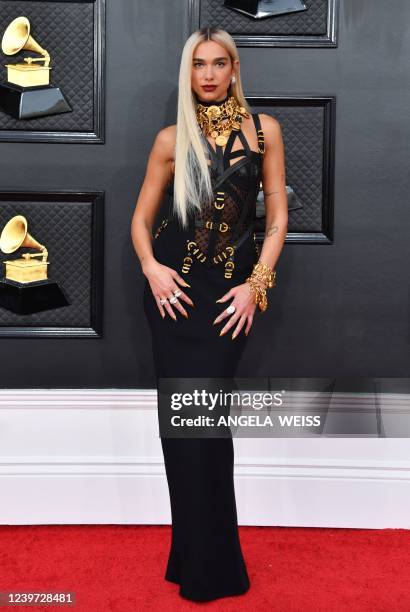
173;27;251;229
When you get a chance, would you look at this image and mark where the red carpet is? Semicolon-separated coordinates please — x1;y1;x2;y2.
1;525;409;611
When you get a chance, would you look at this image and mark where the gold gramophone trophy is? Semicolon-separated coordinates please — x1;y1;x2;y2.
0;16;71;119
0;215;69;314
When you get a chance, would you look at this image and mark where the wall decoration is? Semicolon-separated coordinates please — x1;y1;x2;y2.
0;190;104;337
248;95;335;244
0;15;72;119
190;0;339;47
224;0;307;20
0;0;105;142
0;214;70;314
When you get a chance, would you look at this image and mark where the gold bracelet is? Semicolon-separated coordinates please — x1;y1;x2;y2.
246;277;269;312
252;261;276;288
245;261;276;312
247;279;266;312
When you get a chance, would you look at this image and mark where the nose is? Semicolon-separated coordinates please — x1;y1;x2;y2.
204;64;215;81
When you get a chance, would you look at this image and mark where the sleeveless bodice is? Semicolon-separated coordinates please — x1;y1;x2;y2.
194;115;264;261
156;112;265;280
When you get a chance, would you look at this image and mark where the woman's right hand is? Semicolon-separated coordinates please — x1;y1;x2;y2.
143;258;194;320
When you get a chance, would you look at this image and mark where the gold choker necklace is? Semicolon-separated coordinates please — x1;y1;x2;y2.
195;95;250;147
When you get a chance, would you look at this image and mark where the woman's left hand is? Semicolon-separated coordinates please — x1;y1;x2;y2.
213;282;258;339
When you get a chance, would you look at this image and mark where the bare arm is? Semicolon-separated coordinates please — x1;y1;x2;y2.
131;125;176;274
258;114;288;270
130;126;175;274
212;115;288;338
130;125;193;320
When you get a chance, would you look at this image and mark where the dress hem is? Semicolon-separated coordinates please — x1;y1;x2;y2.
178;581;251;603
165;572;251;603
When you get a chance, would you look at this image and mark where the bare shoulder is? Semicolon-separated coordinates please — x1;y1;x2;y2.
155;124;176;147
152;124;176;162
258;114;282;154
157;123;176;141
259;113;282;143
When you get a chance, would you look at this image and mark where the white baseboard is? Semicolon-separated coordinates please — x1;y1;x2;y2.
0;389;409;528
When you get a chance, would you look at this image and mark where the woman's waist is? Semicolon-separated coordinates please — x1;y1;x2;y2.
165;213;256;241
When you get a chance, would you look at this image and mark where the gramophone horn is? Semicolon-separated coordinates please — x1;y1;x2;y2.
1;16;50;66
0;214;45;254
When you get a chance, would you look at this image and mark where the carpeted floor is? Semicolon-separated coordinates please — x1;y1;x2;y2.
1;525;409;611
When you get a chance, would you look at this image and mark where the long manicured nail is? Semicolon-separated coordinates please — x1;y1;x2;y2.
215;298;221;303
219;329;226;336
182;281;191;287
232;333;237;340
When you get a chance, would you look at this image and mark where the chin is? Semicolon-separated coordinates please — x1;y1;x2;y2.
199;90;225;99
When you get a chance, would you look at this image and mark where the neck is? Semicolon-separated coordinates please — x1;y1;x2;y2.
195;94;231;107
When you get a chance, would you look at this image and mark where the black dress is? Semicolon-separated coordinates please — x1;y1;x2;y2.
143;113;265;602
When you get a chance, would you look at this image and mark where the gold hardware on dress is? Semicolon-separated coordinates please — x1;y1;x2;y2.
253;231;260;258
214;191;225;210
213;245;235;279
153;218;168;239
257;128;265;154
213;245;234;264
181;240;206;274
224;259;235;279
181;255;193;274
188;240;207;262
204;220;229;232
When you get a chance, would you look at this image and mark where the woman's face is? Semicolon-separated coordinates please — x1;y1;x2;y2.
191;40;238;103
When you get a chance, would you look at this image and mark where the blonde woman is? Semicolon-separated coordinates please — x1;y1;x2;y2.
131;26;288;602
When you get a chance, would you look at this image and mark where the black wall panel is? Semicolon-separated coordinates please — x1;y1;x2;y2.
0;0;408;387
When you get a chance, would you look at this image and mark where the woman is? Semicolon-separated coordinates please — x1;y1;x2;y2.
131;26;288;602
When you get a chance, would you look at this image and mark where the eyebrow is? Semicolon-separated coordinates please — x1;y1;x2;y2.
193;56;229;61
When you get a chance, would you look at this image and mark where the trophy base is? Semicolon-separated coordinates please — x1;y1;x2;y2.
224;0;307;19
0;278;70;314
0;82;72;119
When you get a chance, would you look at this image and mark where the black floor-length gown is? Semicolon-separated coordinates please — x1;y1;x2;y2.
143;112;265;602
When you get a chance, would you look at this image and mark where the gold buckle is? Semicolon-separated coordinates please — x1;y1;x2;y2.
214;191;225;210
204;220;229;232
257;129;265;153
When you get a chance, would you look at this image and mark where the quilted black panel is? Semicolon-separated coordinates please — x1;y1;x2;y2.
0;197;94;326
0;1;95;132
251;102;326;232
198;0;328;35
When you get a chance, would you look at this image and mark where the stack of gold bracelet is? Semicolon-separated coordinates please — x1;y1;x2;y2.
246;261;276;312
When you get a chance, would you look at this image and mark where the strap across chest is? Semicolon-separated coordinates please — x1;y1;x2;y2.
194;113;264;263
203;112;263;177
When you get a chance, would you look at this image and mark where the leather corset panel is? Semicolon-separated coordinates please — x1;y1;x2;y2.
194;151;262;261
192;112;264;263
